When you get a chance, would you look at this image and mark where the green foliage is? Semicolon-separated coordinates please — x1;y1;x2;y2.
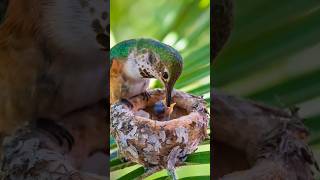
111;0;210;100
214;0;320;178
110;1;210;179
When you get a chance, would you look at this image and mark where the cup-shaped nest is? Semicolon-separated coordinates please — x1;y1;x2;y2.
110;89;209;171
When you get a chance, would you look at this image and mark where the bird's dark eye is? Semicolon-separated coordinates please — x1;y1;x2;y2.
162;72;169;79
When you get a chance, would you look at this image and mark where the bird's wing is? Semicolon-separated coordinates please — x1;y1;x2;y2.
110;59;125;104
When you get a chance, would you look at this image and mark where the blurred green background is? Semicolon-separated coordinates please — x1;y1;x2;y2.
214;0;320;178
110;0;210;179
2;0;318;178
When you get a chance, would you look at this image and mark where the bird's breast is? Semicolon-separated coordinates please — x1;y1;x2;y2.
121;78;150;98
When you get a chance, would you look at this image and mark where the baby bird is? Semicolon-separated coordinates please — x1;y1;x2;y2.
153;100;176;121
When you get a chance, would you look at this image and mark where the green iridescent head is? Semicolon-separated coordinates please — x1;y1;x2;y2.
111;38;183;106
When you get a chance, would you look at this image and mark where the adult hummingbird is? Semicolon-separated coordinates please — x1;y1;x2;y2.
110;38;183;107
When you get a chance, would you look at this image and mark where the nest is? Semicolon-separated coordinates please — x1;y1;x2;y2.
213;91;318;179
110;89;209;173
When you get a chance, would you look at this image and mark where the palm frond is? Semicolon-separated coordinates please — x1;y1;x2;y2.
110;0;210;179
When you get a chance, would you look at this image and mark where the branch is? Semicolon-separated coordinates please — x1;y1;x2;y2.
0;102;108;180
213;90;318;180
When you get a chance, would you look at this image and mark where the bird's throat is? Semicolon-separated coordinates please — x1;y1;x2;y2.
123;58;144;81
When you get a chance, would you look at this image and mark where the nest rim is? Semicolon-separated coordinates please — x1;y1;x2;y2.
110;89;209;170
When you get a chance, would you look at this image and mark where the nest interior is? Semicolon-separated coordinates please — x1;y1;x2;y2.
111;89;209;172
142;103;188;121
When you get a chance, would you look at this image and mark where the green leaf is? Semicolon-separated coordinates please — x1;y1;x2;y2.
110;165;144;180
185;151;210;164
215;5;320;87
110;159;137;172
110;158;123;167
176;66;210;88
247;69;320;107
188;83;210;95
145;164;210;180
179;176;211;180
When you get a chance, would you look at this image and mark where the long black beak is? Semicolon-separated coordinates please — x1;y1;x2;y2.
165;83;174;107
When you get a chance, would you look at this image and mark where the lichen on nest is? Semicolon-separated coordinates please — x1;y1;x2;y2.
110;89;209;178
